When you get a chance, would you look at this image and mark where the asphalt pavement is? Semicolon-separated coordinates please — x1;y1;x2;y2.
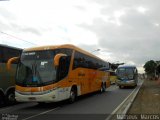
0;83;140;120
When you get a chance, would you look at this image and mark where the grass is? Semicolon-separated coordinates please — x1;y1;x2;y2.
128;78;160;114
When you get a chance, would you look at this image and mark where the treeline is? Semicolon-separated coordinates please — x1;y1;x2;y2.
143;60;160;79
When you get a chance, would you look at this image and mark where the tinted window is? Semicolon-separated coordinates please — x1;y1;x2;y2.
56;48;73;80
16;48;73;87
73;51;109;70
0;46;22;63
21;51;54;60
22;48;73;61
56;48;73;56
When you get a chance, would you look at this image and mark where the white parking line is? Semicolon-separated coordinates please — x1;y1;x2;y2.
22;107;60;120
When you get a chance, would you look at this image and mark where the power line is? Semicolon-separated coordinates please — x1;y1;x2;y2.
0;30;37;45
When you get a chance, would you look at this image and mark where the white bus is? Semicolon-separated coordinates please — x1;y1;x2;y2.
116;65;138;88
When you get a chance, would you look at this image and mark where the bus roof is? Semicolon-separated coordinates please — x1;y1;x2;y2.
0;44;22;50
106;70;115;72
118;65;136;69
23;44;108;63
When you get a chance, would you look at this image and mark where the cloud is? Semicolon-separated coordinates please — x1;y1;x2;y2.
0;7;41;36
1;0;160;73
10;23;41;36
0;7;15;20
0;21;10;30
79;1;160;70
78;44;100;53
0;8;14;30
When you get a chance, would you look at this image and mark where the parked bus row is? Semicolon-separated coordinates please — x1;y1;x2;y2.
107;65;138;88
7;44;110;104
0;44;138;105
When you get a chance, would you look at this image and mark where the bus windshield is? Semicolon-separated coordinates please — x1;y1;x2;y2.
16;50;56;87
117;68;134;80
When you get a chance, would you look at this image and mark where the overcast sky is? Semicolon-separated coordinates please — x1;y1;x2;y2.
0;0;160;73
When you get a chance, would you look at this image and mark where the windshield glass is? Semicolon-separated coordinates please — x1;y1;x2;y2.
16;50;56;87
117;67;134;80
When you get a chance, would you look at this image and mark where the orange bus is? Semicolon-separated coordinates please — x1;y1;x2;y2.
7;44;110;103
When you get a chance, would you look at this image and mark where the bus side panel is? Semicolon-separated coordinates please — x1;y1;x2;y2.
0;63;15;94
88;69;98;93
68;68;102;96
55;79;73;100
68;68;109;96
90;70;101;92
68;68;85;96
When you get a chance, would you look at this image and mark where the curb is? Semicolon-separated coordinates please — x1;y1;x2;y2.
105;79;144;120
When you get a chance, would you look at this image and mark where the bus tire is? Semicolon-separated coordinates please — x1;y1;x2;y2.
100;82;106;93
119;86;122;89
6;90;16;105
0;93;5;106
69;87;77;103
133;84;137;88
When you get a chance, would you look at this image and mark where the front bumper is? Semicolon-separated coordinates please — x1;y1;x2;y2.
116;80;137;86
15;90;60;102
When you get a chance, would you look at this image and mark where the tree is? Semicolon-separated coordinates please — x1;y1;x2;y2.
156;61;160;78
143;60;157;78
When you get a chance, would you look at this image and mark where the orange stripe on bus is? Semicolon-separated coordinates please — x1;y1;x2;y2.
16;79;73;92
16;83;58;92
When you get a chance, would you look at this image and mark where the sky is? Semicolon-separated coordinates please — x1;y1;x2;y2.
0;0;160;73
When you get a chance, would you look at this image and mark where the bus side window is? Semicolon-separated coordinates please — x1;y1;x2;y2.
58;56;70;80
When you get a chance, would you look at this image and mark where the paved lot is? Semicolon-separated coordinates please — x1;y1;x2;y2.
0;84;139;120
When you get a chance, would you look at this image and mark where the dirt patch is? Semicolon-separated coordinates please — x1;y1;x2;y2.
128;79;160;114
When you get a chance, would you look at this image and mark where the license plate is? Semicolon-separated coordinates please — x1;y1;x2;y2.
28;97;36;101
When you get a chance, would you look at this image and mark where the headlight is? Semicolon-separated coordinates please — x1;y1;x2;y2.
127;80;135;83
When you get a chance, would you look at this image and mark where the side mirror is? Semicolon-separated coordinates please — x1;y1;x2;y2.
7;57;19;71
54;53;67;67
98;67;110;71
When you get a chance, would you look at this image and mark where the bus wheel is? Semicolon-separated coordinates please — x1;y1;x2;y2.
69;87;77;103
133;84;137;88
100;83;106;93
0;94;4;106
6;91;16;105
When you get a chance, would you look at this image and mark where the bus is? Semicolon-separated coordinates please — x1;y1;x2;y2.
116;65;138;88
108;70;117;84
0;44;22;105
7;44;110;103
